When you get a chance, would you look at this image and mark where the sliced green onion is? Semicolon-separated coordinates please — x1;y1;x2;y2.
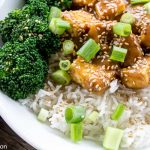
49;7;61;21
103;127;124;150
59;60;71;71
111;104;125;120
56;18;70;29
51;70;71;85
113;22;132;37
77;39;101;62
37;108;49;122
131;0;150;4
49;18;70;35
49;18;65;35
110;46;128;62
86;111;99;123
63;40;75;55
120;13;136;25
71;122;83;142
144;2;150;14
65;105;86;123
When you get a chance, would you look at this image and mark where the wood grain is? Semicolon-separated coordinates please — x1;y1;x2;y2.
0;117;35;150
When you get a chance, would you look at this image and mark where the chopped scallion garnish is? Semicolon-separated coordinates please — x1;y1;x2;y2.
103;127;124;150
111;104;125;120
49;18;65;35
110;46;128;62
37;108;49;122
113;22;132;37
65;105;86;123
63;40;75;55
131;0;150;4
52;70;71;85
144;2;150;14
86;111;99;123
56;18;70;29
59;60;71;71
49;18;70;35
120;13;136;25
71;122;83;142
49;7;61;21
77;39;101;62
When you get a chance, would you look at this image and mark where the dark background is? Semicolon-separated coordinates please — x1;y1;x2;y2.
0;117;35;150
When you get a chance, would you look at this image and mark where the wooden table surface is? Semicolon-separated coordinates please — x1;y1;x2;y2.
0;117;35;150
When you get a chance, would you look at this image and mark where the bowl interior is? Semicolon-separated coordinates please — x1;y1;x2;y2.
0;92;101;150
0;1;101;149
0;1;149;150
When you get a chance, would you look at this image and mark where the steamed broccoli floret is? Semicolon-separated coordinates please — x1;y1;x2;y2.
0;38;48;100
22;0;49;19
46;0;72;9
0;0;49;42
10;16;48;42
0;9;29;42
26;0;72;10
10;16;61;56
0;0;61;56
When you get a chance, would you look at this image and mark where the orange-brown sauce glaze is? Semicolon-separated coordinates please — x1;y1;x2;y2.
61;0;150;93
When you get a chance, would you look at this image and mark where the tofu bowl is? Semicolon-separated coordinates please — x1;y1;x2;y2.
0;0;150;150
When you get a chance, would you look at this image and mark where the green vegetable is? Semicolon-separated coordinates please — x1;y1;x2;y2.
110;46;128;62
56;18;70;29
144;2;150;14
103;127;124;150
65;105;86;123
11;16;61;57
0;0;50;43
131;0;150;4
77;39;101;62
23;0;49;19
111;104;125;120
120;13;136;25
45;0;72;10
49;18;65;35
0;9;29;43
113;22;132;37
52;70;71;85
70;122;83;142
0;0;61;57
59;60;71;71
26;0;72;10
63;40;75;55
86;111;99;123
0;38;47;100
38;108;49;122
49;7;62;21
49;18;70;35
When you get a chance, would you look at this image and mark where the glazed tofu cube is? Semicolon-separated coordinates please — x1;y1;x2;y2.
121;57;150;89
70;57;116;94
61;10;98;37
113;34;143;67
141;16;150;47
95;0;126;20
127;6;150;47
73;0;96;7
88;21;116;43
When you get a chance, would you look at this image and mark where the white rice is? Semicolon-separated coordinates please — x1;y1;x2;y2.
20;52;150;150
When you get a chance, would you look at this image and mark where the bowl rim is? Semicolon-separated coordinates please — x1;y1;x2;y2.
0;0;5;8
0;91;102;150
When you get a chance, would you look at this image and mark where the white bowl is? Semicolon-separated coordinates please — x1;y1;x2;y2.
0;0;25;20
0;1;149;150
0;1;101;150
0;92;101;150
